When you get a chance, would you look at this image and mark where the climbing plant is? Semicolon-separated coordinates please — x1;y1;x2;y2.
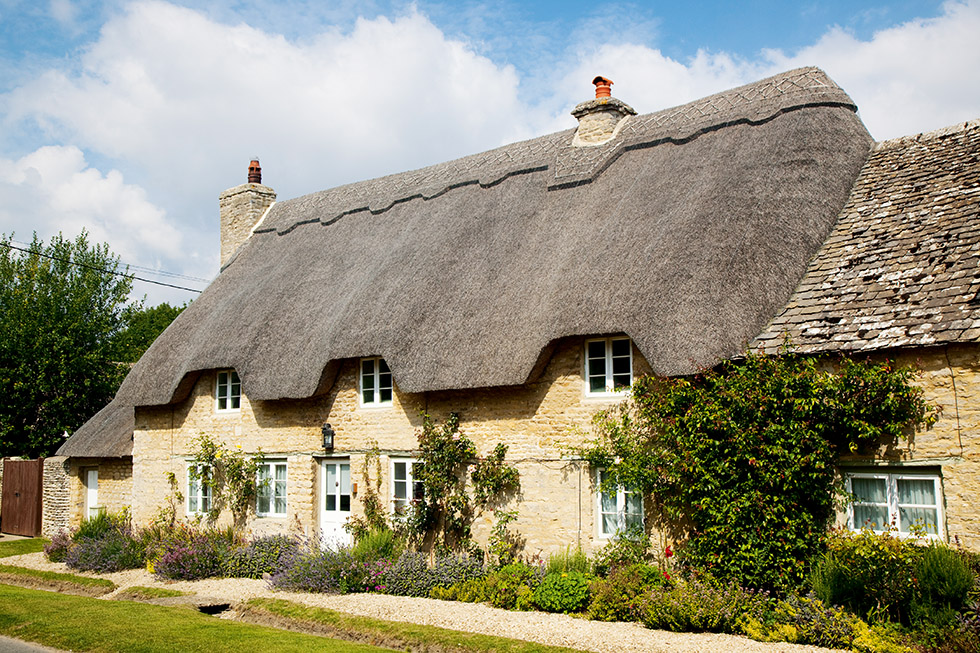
579;350;938;593
190;433;264;528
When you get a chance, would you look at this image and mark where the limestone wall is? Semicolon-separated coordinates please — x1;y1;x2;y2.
219;183;275;266
836;343;980;548
66;458;133;527
41;456;70;536
132;337;651;554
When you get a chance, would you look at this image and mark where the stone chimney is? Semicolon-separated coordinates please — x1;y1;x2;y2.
219;158;276;267
571;76;636;147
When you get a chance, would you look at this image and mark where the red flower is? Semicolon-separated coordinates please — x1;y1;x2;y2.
663;572;671;580
665;545;674;559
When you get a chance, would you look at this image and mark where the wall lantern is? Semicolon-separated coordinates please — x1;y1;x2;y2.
321;423;335;450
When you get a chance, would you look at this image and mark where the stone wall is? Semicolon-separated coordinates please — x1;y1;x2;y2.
219;183;275;266
132;337;652;554
131;339;980;554
66;458;133;527
41;456;70;536
834;343;980;548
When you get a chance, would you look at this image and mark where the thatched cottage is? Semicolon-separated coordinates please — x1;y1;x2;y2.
53;67;980;553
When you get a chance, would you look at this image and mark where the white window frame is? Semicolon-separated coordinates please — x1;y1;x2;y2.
186;463;212;516
846;470;945;540
390;458;424;516
585;337;633;397
360;357;393;407
256;460;287;517
215;369;241;412
595;469;644;539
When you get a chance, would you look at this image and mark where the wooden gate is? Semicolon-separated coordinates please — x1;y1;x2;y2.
1;459;44;536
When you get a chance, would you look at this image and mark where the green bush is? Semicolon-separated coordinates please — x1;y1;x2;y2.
811;528;921;623
545;545;590;576
223;535;299;578
532;571;591;614
739;595;858;649
588;563;665;622
912;543;975;626
640;575;769;633
351;528;402;563
430;562;542;611
590;527;649;577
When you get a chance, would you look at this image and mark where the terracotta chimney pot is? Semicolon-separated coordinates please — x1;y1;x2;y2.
593;76;613;99
248;158;262;184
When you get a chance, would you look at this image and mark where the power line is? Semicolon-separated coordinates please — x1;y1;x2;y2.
10;238;211;284
1;241;204;294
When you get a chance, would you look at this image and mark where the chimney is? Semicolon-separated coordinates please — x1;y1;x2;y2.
218;158;276;267
571;76;636;147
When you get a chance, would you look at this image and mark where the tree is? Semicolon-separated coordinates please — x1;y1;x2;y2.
0;232;132;457
113;301;185;363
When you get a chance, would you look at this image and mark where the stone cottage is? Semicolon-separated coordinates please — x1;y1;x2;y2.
56;67;980;553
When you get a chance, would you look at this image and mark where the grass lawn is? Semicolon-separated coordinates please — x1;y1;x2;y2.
0;583;389;652
0;538;47;558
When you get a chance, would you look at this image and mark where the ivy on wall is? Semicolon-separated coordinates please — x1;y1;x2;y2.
579;350;938;593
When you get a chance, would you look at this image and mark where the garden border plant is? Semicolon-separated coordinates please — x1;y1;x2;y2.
189;433;265;527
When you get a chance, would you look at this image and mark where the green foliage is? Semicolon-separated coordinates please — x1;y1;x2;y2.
640;575;770;633
545;545;590;576
408;413;520;553
580;350;937;593
433;562;544;611
486;510;521;568
222;535;299;579
914;544;975;618
113;302;184;363
532;571;591;614
812;528;922;623
351;528;403;563
345;444;389;540
189;433;263;527
471;443;521;508
0;232;133;457
738;595;859;649
590;526;650;577
587;562;664;622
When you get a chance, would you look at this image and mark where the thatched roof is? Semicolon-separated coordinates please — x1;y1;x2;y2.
56;399;133;458
111;66;871;406
753;119;980;353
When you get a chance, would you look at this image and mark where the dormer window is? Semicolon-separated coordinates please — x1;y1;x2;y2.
215;370;241;412
585;337;632;396
360;357;393;406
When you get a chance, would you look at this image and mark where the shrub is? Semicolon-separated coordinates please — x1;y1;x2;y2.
382;551;484;597
533;571;591;613
591;527;649;577
43;530;73;563
912;544;975;627
65;528;144;573
588;562;664;622
351;528;402;563
545;545;590;576
481;562;544;611
739;595;858;649
153;529;237;580
811;528;922;623
270;546;360;594
223;535;299;579
640;575;770;633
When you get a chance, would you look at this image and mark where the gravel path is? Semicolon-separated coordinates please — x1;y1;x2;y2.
2;552;841;653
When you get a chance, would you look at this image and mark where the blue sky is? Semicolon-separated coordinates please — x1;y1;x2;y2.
1;0;978;304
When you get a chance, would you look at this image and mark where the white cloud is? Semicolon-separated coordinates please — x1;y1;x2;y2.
762;0;980;139
0;145;182;267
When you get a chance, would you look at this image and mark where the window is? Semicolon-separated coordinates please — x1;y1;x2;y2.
847;471;944;538
360;357;393;406
187;464;212;515
256;460;287;517
83;468;101;519
216;370;241;412
596;469;643;538
391;458;424;515
585;337;632;396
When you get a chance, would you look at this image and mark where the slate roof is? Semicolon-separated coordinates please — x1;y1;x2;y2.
110;66;871;408
753;119;980;354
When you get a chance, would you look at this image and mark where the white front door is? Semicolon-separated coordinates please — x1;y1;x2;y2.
319;459;352;548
